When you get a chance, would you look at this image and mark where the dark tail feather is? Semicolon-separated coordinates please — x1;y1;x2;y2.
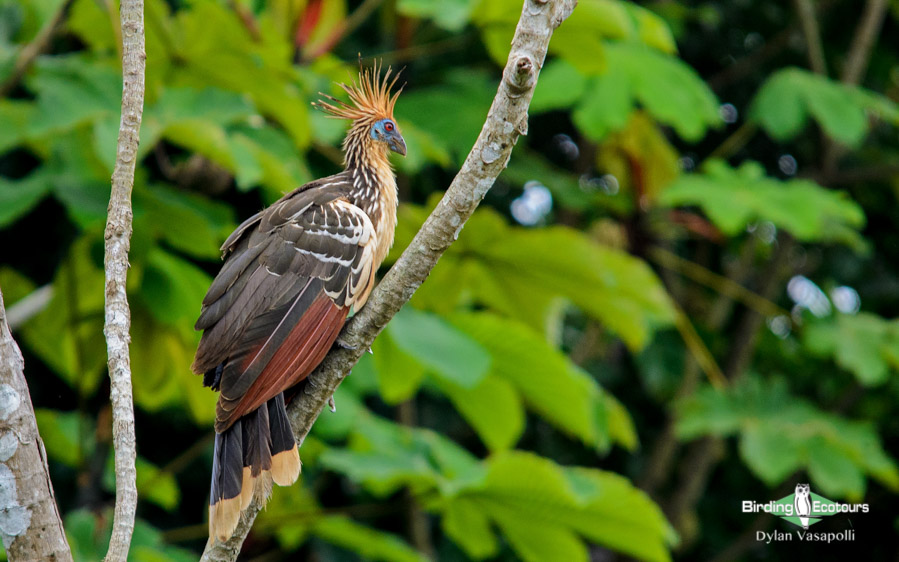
209;393;301;542
268;393;301;486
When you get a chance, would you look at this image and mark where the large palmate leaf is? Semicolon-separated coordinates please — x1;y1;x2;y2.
395;205;674;348
474;0;675;69
322;416;671;562
312;516;428;562
387;306;491;389
577;42;720;141
750;67;899;147
134;183;235;260
20;236;108;396
319;412;485;497
397;0;477;32
398;70;496;163
255;472;428;561
170;1;310;149
803;313;899;386
24;54;121;138
0;99;33;153
0;165;53;227
676;376;899;499
434;451;673;562
449;312;637;452
660;159;865;245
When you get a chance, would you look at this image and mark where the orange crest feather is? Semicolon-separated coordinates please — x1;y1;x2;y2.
314;61;403;123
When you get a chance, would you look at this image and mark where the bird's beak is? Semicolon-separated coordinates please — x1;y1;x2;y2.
388;132;407;156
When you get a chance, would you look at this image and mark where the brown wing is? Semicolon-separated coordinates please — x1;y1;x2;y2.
192;174;379;433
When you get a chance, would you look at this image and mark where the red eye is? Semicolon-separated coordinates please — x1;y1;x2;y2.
384;122;394;132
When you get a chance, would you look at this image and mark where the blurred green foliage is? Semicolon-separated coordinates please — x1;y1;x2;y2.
1;0;899;560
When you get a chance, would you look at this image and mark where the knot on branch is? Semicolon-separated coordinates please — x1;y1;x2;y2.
504;55;536;97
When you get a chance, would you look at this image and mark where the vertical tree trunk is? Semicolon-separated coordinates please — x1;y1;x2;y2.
0;289;73;561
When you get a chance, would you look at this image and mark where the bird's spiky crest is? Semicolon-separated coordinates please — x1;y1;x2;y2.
313;61;402;124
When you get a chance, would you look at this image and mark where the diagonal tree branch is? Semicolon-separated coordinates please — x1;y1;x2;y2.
199;0;577;559
0;288;73;561
102;0;146;558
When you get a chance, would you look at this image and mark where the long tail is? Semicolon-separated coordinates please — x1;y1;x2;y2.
209;393;301;542
799;516;809;529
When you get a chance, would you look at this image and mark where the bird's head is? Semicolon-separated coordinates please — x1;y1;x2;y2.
313;62;406;159
369;118;406;156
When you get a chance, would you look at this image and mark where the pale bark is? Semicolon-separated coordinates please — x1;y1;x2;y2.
102;0;146;558
199;0;577;559
0;289;73;561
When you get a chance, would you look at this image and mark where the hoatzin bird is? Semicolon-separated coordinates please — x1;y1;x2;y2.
191;64;405;542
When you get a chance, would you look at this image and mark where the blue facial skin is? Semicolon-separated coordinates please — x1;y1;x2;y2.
371;119;407;156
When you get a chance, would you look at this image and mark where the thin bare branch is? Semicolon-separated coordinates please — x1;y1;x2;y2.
5;285;53;331
0;288;73;560
102;0;146;557
841;0;889;85
792;0;827;75
199;0;577;559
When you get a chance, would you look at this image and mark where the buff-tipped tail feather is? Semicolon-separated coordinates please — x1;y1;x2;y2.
208;393;300;543
271;444;301;486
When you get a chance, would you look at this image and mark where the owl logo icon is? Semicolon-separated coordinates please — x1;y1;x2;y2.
794;483;812;529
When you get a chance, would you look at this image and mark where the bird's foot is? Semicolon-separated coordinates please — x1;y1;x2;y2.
335;336;373;355
328;395;336;413
335;336;357;350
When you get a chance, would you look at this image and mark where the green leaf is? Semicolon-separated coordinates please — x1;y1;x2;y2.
572;69;631;139
228;124;312;194
483;221;674;348
0;99;34;153
531;59;589;113
748;68;806;138
20;236;108;395
803;313;899;386
65;510;195;562
449;312;636;451
397;0;476;31
24;54;121;138
660;159;866;245
103;456;181;511
171;1;310;148
443;451;672;562
320;412;483;497
610;43;720;141
494;516;588;562
0;268;36;307
404;207;674;347
434;373;525;451
313;516;428;562
135;183;235;259
398;70;495;163
138;248;212;326
571;43;719;141
676;376;899;496
0;167;53;228
387;307;491;389
739;423;804;485
749;68;897;147
34;408;92;468
129;312;214;424
372;330;427;404
309;384;365;440
807;437;866;499
441;498;498;559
